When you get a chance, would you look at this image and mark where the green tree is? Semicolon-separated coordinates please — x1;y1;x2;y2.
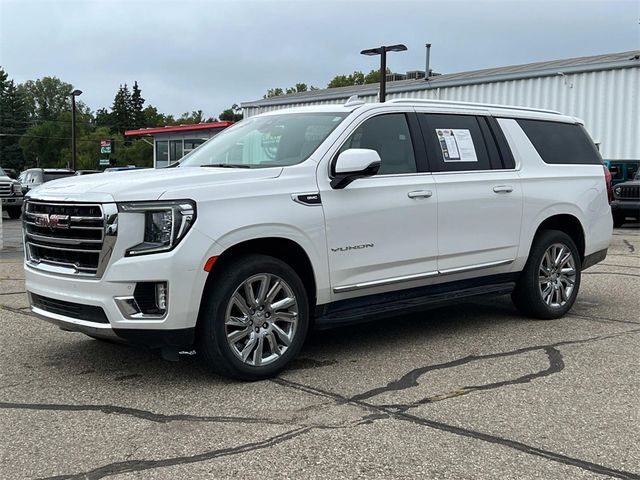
219;104;243;122
19;121;67;168
17;76;79;121
264;87;284;98
285;83;308;94
95;107;112;128
0;68;29;169
111;84;132;134
130;81;145;129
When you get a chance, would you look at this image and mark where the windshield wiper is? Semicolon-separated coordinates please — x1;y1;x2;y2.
200;163;252;169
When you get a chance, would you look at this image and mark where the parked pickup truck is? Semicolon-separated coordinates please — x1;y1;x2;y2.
611;170;640;227
0;167;24;219
23;98;612;380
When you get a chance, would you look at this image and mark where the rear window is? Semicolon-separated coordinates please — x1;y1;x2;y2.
43;172;74;182
517;119;601;165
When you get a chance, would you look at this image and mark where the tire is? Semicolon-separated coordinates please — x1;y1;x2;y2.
613;214;625;228
7;207;21;219
196;254;309;380
511;230;581;320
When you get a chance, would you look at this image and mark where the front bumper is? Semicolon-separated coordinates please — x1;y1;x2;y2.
610;200;640;218
1;196;23;208
25;226;219;348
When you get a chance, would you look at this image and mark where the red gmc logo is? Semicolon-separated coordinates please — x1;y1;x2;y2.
33;213;70;230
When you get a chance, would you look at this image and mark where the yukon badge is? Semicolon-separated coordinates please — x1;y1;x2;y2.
331;243;374;253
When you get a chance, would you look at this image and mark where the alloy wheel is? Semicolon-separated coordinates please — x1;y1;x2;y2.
538;243;577;308
224;273;299;367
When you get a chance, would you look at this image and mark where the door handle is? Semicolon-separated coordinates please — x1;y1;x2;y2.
493;185;514;194
408;190;433;199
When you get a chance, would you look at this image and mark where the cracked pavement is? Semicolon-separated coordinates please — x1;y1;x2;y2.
1;214;639;479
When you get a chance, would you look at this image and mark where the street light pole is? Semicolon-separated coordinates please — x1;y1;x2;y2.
69;89;82;171
360;44;407;102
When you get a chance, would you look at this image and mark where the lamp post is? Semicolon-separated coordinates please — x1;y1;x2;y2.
69;89;82;171
360;44;407;102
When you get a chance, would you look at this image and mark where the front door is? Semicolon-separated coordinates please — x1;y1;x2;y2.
319;112;439;297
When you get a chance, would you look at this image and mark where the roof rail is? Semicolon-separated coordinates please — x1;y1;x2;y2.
344;95;366;107
387;98;561;115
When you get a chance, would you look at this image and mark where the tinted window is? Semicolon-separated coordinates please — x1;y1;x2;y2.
340;114;416;175
419;114;491;172
43;172;74;182
156;140;169;168
517;119;601;165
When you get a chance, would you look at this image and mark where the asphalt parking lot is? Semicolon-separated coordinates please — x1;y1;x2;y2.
1;214;639;480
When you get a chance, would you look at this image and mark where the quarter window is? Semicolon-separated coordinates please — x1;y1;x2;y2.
340;114;417;175
516;119;602;165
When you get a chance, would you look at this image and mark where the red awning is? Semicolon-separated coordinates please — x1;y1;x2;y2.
124;121;234;137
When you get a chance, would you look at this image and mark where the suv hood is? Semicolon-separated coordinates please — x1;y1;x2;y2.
26;166;283;202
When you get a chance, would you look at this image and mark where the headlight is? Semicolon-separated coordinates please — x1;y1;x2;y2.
614;186;622;197
118;200;196;256
11;183;22;195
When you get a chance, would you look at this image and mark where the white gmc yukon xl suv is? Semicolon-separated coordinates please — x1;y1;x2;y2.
24;99;612;380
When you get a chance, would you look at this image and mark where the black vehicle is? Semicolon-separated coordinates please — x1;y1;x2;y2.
18;168;75;193
611;170;640;227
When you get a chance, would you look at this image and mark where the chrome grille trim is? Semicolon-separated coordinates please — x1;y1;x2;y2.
23;199;118;278
0;182;12;197
616;184;639;200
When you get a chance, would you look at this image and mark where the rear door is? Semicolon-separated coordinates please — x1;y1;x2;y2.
417;112;523;273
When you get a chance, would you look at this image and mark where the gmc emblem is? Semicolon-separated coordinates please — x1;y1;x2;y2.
33;213;70;230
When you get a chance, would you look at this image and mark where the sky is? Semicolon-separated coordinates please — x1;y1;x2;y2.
1;0;638;119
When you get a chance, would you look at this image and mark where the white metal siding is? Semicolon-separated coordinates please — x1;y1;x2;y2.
244;67;640;159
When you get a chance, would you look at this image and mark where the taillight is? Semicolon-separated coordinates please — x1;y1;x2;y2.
603;166;613;203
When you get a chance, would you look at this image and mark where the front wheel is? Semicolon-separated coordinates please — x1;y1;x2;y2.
7;207;21;219
197;254;309;380
512;230;581;319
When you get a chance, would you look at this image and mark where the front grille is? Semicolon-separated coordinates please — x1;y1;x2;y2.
30;292;109;323
616;184;640;200
23;200;117;277
0;182;12;197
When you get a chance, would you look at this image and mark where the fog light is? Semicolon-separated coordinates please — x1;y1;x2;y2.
156;282;167;311
115;282;168;319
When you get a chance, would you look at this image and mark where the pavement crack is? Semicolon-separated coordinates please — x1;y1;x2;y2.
623;240;635;253
582;271;640;278
43;426;314;480
0;401;287;426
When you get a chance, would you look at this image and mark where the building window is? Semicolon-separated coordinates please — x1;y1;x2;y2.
184;139;206;154
170;140;183;163
156;141;169;168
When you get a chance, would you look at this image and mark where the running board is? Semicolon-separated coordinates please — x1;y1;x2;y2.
314;276;517;329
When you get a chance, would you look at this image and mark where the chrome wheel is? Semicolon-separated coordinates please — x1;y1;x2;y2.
224;273;299;367
538;243;577;308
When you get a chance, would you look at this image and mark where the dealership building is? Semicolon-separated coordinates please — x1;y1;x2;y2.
125;121;233;168
241;50;640;161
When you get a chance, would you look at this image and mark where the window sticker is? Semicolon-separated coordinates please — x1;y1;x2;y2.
436;129;478;162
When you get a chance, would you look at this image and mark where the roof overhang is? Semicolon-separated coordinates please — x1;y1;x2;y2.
125;121;234;137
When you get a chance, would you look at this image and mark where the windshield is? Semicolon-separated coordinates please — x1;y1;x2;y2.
0;168;5;177
43;172;74;182
178;112;348;168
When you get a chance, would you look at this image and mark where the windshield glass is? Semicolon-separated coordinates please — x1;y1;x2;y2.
0;168;5;176
178;112;348;168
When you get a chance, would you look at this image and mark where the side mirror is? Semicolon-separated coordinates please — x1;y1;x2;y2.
331;149;381;189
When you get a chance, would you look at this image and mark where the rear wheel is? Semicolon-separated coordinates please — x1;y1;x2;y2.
512;230;581;319
197;254;309;380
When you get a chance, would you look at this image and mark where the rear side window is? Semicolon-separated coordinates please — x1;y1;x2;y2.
418;114;491;172
517;119;602;165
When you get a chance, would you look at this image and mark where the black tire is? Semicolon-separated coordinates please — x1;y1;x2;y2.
196;254;309;380
511;230;581;320
7;207;21;219
612;214;625;228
